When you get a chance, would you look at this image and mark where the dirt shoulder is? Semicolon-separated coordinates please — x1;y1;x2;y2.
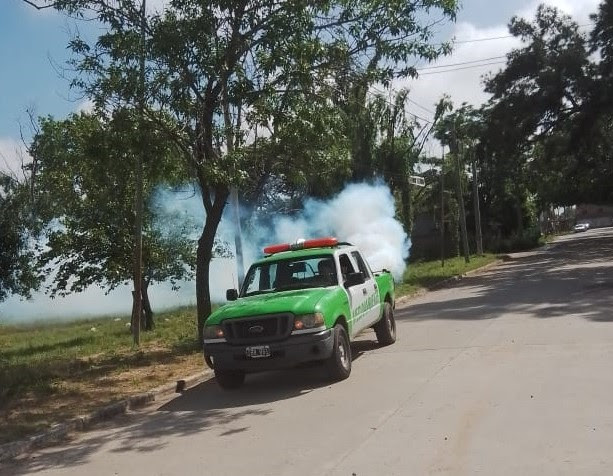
0;307;209;445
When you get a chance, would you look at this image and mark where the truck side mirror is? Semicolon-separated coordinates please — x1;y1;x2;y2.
345;272;365;287
226;289;238;301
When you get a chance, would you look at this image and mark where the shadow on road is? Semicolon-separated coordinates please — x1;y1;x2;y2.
160;367;331;412
396;229;613;323
4;337;383;475
161;336;380;413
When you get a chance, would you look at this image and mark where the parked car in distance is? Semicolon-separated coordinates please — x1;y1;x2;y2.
574;223;590;232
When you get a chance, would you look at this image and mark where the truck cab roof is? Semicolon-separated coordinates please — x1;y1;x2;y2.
255;243;356;265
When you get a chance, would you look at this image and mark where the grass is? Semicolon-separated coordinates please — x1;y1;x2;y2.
0;306;209;445
396;254;499;297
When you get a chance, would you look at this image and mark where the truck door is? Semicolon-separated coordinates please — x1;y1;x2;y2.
338;252;372;337
351;251;381;328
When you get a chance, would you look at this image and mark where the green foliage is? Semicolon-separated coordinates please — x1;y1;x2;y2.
0;175;40;302
30;111;196;297
480;2;613;208
486;226;542;254
396;254;498;297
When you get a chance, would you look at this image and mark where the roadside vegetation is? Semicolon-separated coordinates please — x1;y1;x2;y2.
396;254;499;297
0;306;206;444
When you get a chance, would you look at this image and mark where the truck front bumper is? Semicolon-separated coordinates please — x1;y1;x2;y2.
204;329;334;372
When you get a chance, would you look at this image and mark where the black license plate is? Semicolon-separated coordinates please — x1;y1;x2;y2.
245;345;271;359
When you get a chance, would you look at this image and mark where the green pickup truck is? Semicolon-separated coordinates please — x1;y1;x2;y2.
203;238;397;389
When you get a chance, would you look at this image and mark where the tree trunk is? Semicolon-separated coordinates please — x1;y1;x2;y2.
515;193;524;233
440;152;446;267
131;0;147;346
400;180;412;236
131;289;139;333
142;279;154;331
455;151;470;263
472;159;484;255
196;186;229;344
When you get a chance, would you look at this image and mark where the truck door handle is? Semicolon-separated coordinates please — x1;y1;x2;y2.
362;288;367;296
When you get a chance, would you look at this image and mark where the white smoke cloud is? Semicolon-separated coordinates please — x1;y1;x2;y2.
245;183;411;281
0;183;409;321
0;187;236;322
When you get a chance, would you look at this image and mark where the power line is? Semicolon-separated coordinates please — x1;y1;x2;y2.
446;22;594;45
452;34;516;44
408;98;436;116
369;85;436;121
416;55;507;71
370;90;433;124
414;22;595;75
418;60;507;76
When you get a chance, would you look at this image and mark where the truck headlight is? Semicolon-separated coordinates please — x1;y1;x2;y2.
293;313;325;332
203;324;225;342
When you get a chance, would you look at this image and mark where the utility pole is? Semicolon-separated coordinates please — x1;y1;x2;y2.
471;144;484;255
440;147;445;267
230;188;245;288
219;52;245;290
132;0;146;345
455;140;470;264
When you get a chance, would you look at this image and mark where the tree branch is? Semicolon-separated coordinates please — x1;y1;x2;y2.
21;0;58;10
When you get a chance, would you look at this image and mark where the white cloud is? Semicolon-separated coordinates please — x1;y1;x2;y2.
0;138;31;179
394;0;600;119
518;0;600;24
75;98;95;114
398;22;522;115
147;0;172;14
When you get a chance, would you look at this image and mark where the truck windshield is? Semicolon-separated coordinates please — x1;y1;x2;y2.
241;255;338;297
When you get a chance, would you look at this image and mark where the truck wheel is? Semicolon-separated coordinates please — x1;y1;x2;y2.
326;324;352;381
374;302;396;346
214;369;245;390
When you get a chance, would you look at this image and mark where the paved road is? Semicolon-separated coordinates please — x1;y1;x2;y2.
3;228;613;476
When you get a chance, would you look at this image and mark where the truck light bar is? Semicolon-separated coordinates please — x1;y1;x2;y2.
263;237;338;255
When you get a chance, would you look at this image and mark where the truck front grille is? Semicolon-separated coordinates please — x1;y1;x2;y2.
222;313;294;344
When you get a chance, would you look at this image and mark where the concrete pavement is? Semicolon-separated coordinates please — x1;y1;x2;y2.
3;228;613;475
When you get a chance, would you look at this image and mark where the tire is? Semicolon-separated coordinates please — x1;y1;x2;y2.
374;302;396;346
214;369;245;390
325;324;352;381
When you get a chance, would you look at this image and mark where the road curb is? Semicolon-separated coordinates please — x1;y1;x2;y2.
395;258;506;306
0;370;209;463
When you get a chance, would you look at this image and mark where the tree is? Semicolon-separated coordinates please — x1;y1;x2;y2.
30;111;195;329
373;91;450;235
30;0;459;341
482;5;595;210
434;103;480;261
0;173;40;303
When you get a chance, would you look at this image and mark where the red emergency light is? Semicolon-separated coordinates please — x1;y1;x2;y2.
263;237;338;255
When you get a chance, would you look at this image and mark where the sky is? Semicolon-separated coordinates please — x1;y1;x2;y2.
0;0;601;171
0;0;603;320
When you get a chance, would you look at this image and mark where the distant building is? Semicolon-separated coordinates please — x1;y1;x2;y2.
576;204;613;228
410;212;459;262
